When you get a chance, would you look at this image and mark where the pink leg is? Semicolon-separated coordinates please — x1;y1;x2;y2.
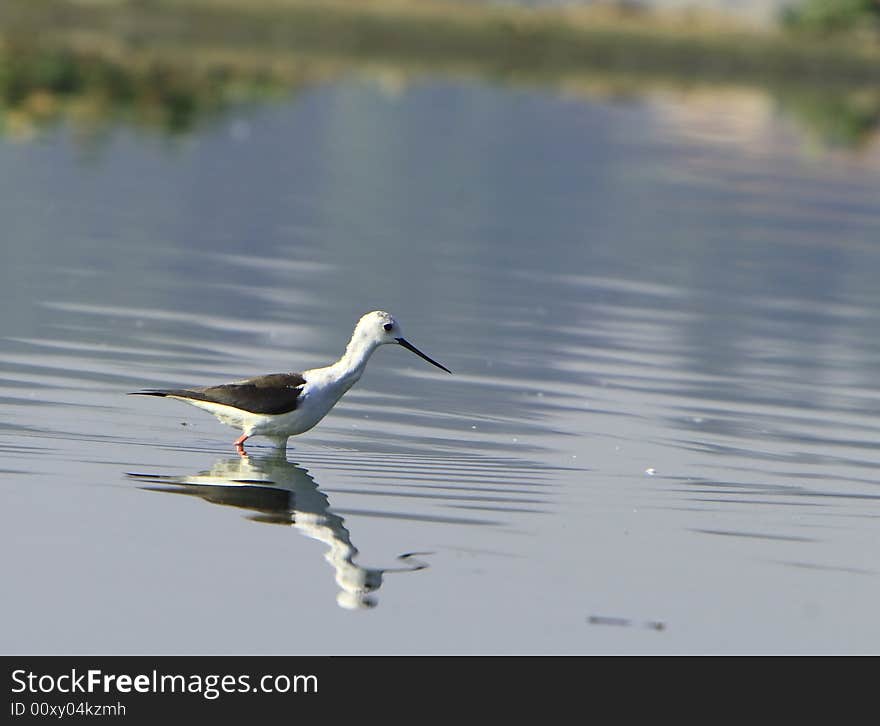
233;433;249;456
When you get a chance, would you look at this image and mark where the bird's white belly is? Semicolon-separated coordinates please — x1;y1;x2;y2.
173;381;346;439
249;404;325;437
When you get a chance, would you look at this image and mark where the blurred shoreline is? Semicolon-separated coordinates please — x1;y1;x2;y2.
2;0;879;148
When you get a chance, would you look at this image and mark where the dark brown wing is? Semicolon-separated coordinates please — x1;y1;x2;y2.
131;372;306;415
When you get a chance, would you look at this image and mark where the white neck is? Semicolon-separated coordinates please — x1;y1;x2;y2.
315;331;381;387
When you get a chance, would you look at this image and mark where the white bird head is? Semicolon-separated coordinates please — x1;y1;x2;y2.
352;311;451;373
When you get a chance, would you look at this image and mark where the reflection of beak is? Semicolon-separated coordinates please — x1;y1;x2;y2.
396;338;452;374
383;551;433;573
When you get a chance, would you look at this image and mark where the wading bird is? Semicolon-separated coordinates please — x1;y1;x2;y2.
131;311;451;454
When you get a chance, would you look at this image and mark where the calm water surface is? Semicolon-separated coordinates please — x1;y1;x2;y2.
2;80;880;654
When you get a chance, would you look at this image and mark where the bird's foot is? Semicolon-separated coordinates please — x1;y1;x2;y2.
233;433;249;457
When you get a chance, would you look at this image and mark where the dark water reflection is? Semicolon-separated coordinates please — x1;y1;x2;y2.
128;455;433;610
2;76;880;652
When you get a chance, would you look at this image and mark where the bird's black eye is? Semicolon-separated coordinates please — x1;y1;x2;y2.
383;323;393;332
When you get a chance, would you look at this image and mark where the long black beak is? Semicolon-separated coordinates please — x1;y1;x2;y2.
396;337;452;374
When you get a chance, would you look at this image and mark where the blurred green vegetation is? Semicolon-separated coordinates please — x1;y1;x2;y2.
0;42;316;139
774;87;880;148
0;0;879;148
780;0;880;37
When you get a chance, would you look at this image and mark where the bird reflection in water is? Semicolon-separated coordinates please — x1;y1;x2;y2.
127;453;429;609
